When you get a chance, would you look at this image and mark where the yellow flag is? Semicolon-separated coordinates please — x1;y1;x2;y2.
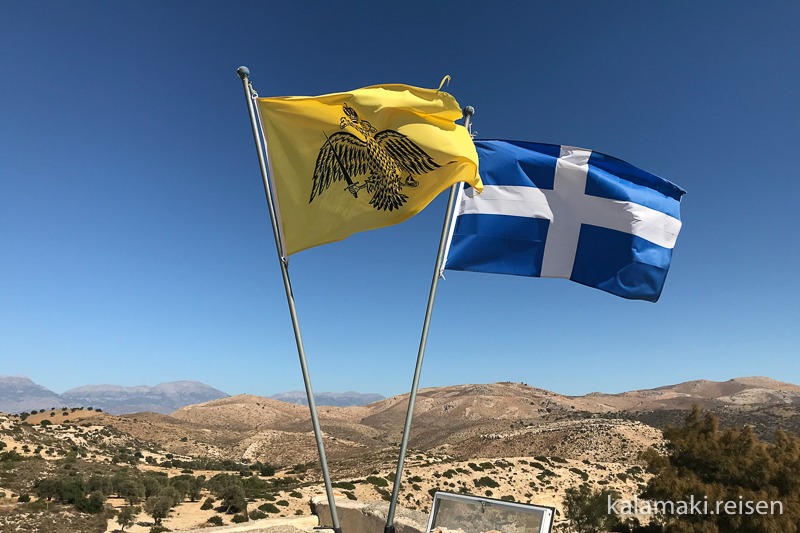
256;84;482;256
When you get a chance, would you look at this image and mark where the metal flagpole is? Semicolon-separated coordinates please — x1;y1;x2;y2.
237;66;343;533
383;107;475;533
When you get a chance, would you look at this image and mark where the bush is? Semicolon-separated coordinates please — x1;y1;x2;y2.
149;527;170;533
0;451;22;462
569;467;590;482
232;513;249;523
641;406;800;532
249;509;267;520
473;476;499;488
562;484;620;533
18;493;30;503
200;498;214;510
75;490;105;514
366;476;388;487
333;482;356;490
255;461;276;477
207;515;223;526
258;502;280;513
117;505;140;531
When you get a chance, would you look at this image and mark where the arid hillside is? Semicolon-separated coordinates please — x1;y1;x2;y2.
1;377;797;532
155;377;800;465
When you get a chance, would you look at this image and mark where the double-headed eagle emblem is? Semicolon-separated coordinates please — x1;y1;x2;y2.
310;103;440;211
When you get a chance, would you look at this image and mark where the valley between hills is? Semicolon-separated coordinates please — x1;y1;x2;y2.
1;378;798;532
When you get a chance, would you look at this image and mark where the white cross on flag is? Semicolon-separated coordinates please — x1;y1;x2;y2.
443;140;685;302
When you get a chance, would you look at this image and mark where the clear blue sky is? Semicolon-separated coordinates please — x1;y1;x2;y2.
2;1;798;398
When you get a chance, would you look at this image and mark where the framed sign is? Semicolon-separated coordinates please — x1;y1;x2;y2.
425;491;554;533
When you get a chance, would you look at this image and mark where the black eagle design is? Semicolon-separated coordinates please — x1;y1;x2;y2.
310;103;440;211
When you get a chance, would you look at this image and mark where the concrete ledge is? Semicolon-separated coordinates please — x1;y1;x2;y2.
312;497;427;533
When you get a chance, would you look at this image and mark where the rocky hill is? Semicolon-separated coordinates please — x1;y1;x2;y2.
155;377;800;467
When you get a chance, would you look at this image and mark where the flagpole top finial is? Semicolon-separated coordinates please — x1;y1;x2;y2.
237;66;250;79
463;106;475;117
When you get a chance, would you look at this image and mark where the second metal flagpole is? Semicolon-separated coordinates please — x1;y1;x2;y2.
237;66;343;533
383;107;475;533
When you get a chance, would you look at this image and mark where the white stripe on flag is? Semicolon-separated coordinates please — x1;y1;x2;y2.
457;146;682;279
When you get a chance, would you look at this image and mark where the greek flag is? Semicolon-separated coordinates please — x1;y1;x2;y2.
443;140;685;302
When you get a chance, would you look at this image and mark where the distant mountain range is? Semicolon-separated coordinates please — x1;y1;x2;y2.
0;377;228;415
270;390;385;407
0;376;386;414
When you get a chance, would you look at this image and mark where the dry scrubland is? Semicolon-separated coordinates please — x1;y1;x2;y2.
1;378;798;532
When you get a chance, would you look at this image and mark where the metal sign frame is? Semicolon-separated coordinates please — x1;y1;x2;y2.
425;491;554;533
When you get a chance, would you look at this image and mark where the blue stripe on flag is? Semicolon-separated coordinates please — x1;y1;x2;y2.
571;225;674;302
448;214;549;277
586;156;682;219
588;151;686;202
474;140;559;188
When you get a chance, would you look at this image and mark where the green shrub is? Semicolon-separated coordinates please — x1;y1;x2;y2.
333;481;356;490
366;476;388;487
249;509;267;520
473;476;499;488
232;513;249;523
641;406;800;532
259;503;280;513
200;498;214;510
562;484;620;533
207;515;223;526
569;467;589;482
